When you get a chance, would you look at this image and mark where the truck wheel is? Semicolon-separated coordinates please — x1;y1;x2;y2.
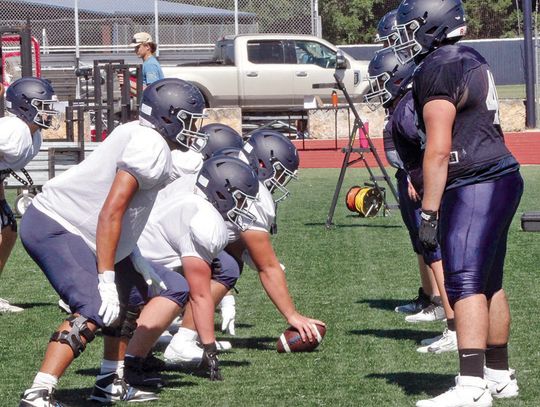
14;191;35;217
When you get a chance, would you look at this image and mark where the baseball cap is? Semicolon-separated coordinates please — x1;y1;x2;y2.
130;32;153;47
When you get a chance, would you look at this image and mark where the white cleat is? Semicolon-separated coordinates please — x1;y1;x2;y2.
417;328;457;354
0;297;24;313
89;372;158;403
416;375;492;407
19;387;62;407
405;303;445;323
164;328;232;366
484;367;519;399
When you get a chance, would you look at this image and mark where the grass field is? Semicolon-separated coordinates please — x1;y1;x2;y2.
497;84;526;99
0;166;539;406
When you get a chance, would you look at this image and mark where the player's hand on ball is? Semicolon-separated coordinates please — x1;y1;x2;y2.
97;270;120;326
419;209;439;251
287;312;326;343
202;343;223;381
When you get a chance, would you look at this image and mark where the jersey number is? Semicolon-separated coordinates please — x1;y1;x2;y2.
485;69;500;125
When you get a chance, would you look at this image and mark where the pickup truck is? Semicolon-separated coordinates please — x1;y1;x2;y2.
161;34;369;112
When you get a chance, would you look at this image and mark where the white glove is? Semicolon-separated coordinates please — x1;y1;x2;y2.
130;246;168;295
220;294;236;336
98;270;120;326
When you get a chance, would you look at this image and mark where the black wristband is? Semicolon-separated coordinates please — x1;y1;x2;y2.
420;209;438;221
202;342;218;353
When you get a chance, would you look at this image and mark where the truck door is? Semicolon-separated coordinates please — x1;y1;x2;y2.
240;40;295;111
289;39;345;106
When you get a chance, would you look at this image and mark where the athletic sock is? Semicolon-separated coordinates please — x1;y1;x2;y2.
459;348;485;378
446;318;456;332
485;343;509;370
431;295;442;306
32;372;58;392
100;358;124;377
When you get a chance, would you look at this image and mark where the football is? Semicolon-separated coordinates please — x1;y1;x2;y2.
276;323;326;353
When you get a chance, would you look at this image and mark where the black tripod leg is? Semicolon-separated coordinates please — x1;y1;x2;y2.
325;148;352;229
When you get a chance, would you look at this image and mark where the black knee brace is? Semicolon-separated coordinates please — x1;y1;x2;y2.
50;315;96;358
120;305;141;339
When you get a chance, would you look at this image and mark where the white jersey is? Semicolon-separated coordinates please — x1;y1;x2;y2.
226;181;275;243
138;193;228;269
32;121;172;262
0;116;42;170
157;148;202;201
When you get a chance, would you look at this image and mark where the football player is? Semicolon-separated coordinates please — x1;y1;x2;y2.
394;0;523;405
18;78;207;407
369;48;457;353
89;155;259;401
369;28;449;325
163;129;326;366
0;77;60;313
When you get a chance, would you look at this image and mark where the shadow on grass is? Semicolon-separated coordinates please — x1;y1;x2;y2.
165;359;250;379
10;302;52;309
227;336;275;351
305;222;402;229
366;372;454;396
350;328;442;344
356;298;408;312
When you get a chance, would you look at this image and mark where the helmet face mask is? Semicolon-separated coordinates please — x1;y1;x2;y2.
393;18;425;64
364;71;393;111
263;160;298;202
174;109;208;152
226;188;258;231
31;97;61;130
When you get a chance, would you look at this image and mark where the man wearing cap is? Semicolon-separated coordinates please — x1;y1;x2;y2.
120;32;164;96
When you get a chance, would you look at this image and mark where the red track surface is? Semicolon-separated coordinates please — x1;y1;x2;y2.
293;132;540;168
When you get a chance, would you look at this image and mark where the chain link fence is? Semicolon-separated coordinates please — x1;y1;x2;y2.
1;0;318;53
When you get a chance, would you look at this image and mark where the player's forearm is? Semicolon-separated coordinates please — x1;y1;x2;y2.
422;149;448;211
258;266;297;321
96;209;122;273
189;292;216;345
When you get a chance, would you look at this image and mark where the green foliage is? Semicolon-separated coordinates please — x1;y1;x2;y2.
319;0;523;44
1;167;539;406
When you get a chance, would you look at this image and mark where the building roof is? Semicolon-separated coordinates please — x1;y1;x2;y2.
11;0;255;18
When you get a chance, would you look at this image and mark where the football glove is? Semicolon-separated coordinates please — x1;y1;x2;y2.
202;342;223;381
0;199;17;232
419;209;439;251
98;270;120;326
130;246;167;296
219;294;236;336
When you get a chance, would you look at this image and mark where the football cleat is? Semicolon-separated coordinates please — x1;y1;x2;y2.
417;328;457;354
164;330;232;366
416;375;492;407
57;299;71;314
89;372;157;403
19;387;63;407
484;367;519;399
405;303;445;323
142;352;166;373
394;288;431;314
0;297;24;313
420;332;443;346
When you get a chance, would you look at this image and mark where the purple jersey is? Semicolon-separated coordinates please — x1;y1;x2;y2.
413;44;518;188
391;90;424;194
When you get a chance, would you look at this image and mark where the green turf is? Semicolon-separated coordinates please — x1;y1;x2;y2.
497;84;526;99
1;167;539;406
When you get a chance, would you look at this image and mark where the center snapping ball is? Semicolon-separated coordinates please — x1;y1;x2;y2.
276;323;326;353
